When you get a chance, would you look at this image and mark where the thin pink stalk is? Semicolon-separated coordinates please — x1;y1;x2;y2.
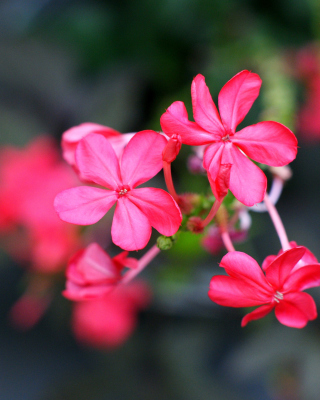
264;192;290;251
221;231;235;252
163;161;179;202
200;198;223;229
122;245;161;285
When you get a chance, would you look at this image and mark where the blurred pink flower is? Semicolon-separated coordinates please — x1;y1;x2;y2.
63;242;138;301
209;247;320;328
55;131;182;251
202;225;248;255
0;136;82;272
71;281;151;349
161;71;297;205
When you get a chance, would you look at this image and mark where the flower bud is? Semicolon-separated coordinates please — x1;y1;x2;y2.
162;134;182;163
157;235;174;250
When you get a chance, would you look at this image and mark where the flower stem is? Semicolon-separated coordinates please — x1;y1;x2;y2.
263;192;290;251
163;161;179;202
122;245;161;285
200;198;223;229
221;231;235;252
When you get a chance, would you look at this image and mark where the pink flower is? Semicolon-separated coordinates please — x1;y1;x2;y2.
208;247;320;328
0;136;82;272
202;225;248;255
54;131;182;251
61;123;121;166
161;71;298;206
71;281;151;349
63;242;138;301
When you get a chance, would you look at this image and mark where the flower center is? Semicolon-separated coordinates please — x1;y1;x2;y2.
273;291;284;303
117;185;130;198
222;134;230;141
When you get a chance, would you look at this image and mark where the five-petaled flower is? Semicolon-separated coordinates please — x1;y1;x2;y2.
208;247;320;328
63;242;138;301
160;70;298;206
54;131;182;251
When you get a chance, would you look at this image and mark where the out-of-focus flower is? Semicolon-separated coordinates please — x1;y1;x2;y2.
161;71;297;205
63;242;138;301
55;131;182;251
71;281;151;349
202;225;248;255
0;136;82;272
293;45;320;141
8;275;53;330
209;247;320;328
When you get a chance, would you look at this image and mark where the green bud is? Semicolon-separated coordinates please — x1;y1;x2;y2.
157;235;173;250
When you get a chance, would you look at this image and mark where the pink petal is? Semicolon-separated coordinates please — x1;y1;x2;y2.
205;141;233;201
62;123;120;166
54;186;117;225
108;133;136;158
111;197;152;251
220;251;273;294
241;304;275;327
128;187;182;236
76;243;120;282
63;280;115;301
203;142;224;180
218;70;262;132
191;74;225;135
232;121;298;166
275;292;317;328
76;133;122;189
228;144;267;206
283;264;320;291
160;101;215;145
208;275;271;307
120;131;167;188
265;247;306;289
261;255;277;271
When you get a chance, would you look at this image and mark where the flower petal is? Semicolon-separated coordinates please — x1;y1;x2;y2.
228;144;267;206
160;101;215;145
191;74;225;135
218;70;262;132
76;133;122;189
111;197;152;251
76;243;120;282
128;188;182;236
63;280;115;301
232;121;298;166
203;142;224;180
275;292;317;328
120;131;167;188
241;304;275;327
265;247;306;289
62;123;120;166
208;276;271;307
220;251;273;294
54;186;117;225
283;264;320;291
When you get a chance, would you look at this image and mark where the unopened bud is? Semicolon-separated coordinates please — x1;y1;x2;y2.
162;134;182;163
157;235;174;250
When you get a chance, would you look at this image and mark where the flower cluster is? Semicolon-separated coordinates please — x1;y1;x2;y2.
2;69;318;350
52;69;320;337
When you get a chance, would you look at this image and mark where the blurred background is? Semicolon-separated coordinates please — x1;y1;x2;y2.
1;0;320;399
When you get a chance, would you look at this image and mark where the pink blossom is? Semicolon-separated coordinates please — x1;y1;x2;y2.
0;136;82;272
71;281;151;349
63;242;138;301
61;122;121;166
161;71;298;206
208;247;320;328
54;131;182;251
202;225;248;255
